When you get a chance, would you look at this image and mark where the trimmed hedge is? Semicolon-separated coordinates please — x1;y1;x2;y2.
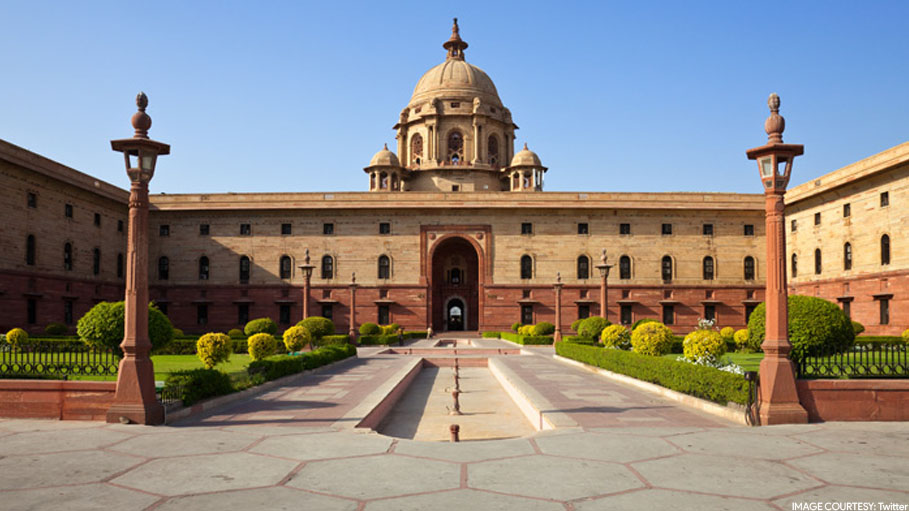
556;342;749;405
248;344;357;382
318;335;351;346
500;332;554;345
562;335;598;346
163;369;234;406
358;334;400;345
359;322;381;335
44;322;68;336
297;316;335;339
532;322;555;336
855;336;906;346
747;295;855;359
482;331;501;338
244;318;277;336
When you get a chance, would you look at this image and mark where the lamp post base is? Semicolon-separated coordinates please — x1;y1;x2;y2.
758;351;808;425
106;402;164;425
758;402;808;425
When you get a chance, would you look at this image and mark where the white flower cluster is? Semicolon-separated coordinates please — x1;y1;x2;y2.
696;317;717;331
676;354;744;374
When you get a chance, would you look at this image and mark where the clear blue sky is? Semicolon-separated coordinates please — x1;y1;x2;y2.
1;1;907;194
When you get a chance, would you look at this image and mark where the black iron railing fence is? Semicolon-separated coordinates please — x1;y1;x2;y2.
0;342;120;378
796;343;908;379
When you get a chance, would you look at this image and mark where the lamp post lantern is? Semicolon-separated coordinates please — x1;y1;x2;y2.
746;93;808;425
298;249;315;320
553;273;563;343
594;249;613;321
107;92;170;425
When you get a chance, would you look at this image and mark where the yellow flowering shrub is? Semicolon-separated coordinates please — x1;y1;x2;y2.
196;332;232;369
247;333;277;361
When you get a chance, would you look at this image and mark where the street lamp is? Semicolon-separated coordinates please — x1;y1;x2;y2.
348;272;358;344
745;93;808;425
553;273;563;343
107;92;170;425
298;249;315;320
594;249;613;321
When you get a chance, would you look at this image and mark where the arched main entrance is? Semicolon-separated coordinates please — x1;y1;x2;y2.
430;236;479;332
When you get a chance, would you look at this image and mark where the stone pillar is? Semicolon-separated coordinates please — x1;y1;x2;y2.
472;121;480;164
302;273;311;320
348;273;358;344
599;274;608;321
554;274;563;343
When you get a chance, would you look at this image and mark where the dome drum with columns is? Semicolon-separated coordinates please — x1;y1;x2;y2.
365;19;545;193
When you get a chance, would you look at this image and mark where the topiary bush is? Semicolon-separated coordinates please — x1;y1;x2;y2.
77;301;173;354
719;327;735;343
282;325;312;353
196;332;232;369
578;316;610;340
227;328;244;339
359;322;380;335
903;329;909;343
631;318;657;332
733;329;750;351
173;328;185;337
44;322;68;336
380;323;401;335
5;328;29;347
747;295;855;360
600;324;631;349
164;368;234;406
852;321;865;335
511;322;523;333
247;333;277;361
630;322;674;356
519;324;535;336
532;322;555;336
297;316;335;339
570;318;584;332
244;318;277;337
682;329;727;364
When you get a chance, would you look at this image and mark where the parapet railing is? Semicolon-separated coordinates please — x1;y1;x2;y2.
0;342;120;378
796;343;908;379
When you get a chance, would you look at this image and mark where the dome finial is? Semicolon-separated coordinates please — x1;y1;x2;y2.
764;92;785;144
443;18;468;60
131;91;152;139
523;142;528;150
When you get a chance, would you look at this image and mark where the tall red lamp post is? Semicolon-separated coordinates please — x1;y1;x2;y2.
299;249;315;320
107;93;170;425
348;273;358;344
746;93;808;425
553;273;563;343
594;249;612;321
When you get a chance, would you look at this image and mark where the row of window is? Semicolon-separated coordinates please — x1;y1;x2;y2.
25;236;123;278
26;193;125;233
521;222;754;236
521;254;757;281
158;222;390;237
791;192;890;232
158;254;390;281
793;235;891;277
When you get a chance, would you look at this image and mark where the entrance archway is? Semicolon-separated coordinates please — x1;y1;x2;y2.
430;236;479;332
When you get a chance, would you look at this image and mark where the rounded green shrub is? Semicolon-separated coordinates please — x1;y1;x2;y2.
297;316;335;339
902;329;909;343
519;324;535;336
719;327;735;343
683;329;727;363
227;328;245;339
196;332;232;369
359;322;380;335
282;325;312;353
380;323;401;335
747;295;855;359
733;329;750;350
244;318;277;337
511;322;523;333
852;321;865;335
77;301;173;354
631;318;657;332
578;316;610;340
5;328;29;347
247;333;277;361
570;318;583;332
532;322;555;336
44;322;67;336
173;328;185;337
600;324;631;349
630;322;674;356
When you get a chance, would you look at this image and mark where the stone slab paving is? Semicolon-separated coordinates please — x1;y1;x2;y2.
0;346;906;510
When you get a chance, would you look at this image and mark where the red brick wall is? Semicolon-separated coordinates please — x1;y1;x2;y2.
797;379;909;422
0;380;116;421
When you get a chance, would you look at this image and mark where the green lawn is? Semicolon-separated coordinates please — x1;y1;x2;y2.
51;354;252;382
662;352;763;372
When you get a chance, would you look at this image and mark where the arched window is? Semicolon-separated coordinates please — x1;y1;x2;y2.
117;253;124;279
703;256;714;280
158;256;169;280
619;255;631;280
63;242;73;271
199;256;210;280
378;255;390;279
523;171;531;189
520;255;533;279
577;255;590;279
512;173;520;190
279;255;291;279
881;234;890;265
450;268;461;285
411;133;423;166
791;253;798;278
379;172;388;190
92;248;101;275
26;235;35;265
814;249;822;275
447;131;463;164
744;256;755;280
391;173;399;191
661;256;672;281
321;255;334;279
487;135;499;166
844;242;852;270
239;256;250;282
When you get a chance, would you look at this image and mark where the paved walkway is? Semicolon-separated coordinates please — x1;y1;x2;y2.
0;340;907;510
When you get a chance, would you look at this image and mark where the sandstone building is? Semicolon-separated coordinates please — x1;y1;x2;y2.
0;21;905;336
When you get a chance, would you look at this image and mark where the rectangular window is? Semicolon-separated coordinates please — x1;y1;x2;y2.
237;303;249;325
577;223;588;235
379;222;391;235
662;305;674;325
451;185;460;192
814;212;821;225
117;220;124;233
64;300;73;325
521;305;533;325
791;219;797;232
378;305;390;325
94;213;101;226
159;225;170;237
521;222;533;235
842;300;851;320
197;304;208;326
323;223;334;235
27;299;37;325
620;223;631;235
64;204;73;218
745;304;757;323
321;303;333;320
744;224;754;236
704;305;716;322
240;223;251;236
281;223;292;235
880;298;890;325
843;203;851;217
27;192;37;208
620;305;632;325
881;191;889;207
703;224;714;236
661;223;672;235
577;304;590;320
200;224;210;235
279;304;291;325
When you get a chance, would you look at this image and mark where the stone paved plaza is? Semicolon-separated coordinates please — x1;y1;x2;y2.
1;339;907;510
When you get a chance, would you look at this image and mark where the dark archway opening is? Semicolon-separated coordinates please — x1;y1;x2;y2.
447;298;465;331
431;237;479;332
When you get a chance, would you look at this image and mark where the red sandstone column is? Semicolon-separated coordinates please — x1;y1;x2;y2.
299;249;315;320
594;249;611;321
554;274;563;343
348;273;358;344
